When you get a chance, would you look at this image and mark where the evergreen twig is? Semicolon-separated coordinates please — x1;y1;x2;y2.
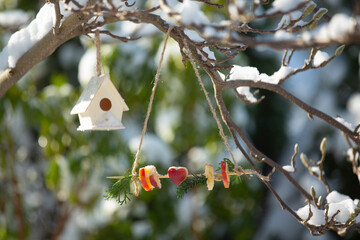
105;176;133;205
176;174;207;199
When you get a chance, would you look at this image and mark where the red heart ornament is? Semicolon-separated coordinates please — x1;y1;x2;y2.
168;167;188;185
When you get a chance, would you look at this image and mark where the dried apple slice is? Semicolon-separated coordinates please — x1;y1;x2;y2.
204;164;214;190
147;165;162;189
221;161;230;188
149;175;161;189
144;167;154;190
139;168;152;191
168;167;188;185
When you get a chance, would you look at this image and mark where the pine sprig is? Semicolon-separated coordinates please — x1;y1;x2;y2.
224;158;235;172
105;176;133;205
176;174;207;199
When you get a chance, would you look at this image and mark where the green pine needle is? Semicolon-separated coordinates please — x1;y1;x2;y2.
105;176;133;205
224;158;235;172
176;174;207;199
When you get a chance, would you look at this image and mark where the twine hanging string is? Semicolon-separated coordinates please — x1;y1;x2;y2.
95;29;102;76
131;26;175;196
183;40;246;174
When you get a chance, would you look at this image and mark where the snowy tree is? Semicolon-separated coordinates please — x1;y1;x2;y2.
1;0;360;239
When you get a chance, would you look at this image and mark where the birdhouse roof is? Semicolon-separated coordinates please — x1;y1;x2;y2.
70;74;129;115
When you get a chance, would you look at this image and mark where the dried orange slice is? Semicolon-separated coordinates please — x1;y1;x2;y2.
205;164;214;190
139;168;152;191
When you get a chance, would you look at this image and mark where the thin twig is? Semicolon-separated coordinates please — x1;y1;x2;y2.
52;0;62;35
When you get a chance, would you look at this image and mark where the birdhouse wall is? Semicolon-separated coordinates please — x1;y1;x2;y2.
78;113;94;129
85;80;124;124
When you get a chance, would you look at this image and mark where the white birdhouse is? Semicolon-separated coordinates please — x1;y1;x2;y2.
71;74;129;131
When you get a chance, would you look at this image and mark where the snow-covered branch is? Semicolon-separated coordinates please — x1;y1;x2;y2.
0;0;97;97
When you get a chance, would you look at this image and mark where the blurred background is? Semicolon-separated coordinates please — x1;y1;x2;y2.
0;0;360;239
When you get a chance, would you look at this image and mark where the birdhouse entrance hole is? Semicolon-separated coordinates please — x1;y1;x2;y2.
100;98;112;111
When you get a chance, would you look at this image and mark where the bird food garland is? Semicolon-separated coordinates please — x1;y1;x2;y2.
110;161;233;191
103;30;270;204
106;160;269;205
71;30;129;131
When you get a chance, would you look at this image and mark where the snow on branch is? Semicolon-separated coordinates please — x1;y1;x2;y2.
296;191;360;235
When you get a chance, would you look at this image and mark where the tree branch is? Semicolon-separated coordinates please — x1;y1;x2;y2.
223;80;360;146
0;0;97;98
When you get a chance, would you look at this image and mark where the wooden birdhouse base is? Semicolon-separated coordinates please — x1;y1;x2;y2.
77;124;125;131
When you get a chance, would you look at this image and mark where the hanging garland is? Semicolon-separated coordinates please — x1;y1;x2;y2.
105;159;270;205
103;30;271;204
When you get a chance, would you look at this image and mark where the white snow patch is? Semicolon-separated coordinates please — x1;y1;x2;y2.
0;1;89;72
335;117;354;130
310;14;356;41
282;165;295;173
181;0;209;25
301;31;312;42
236;86;258;103
328;199;357;223
313;50;330;67
289;10;303;21
203;26;216;37
226;65;294;101
326;191;359;224
274;30;294;40
296;204;325;226
235;0;247;9
0;3;55;70
259;66;294;84
346;148;359;164
310;166;321;176
228;66;260;103
277;15;289;29
184;29;204;42
268;0;306;14
203;47;215;60
277;10;303;29
203;26;226;39
326;191;352;203
229;66;261;82
327;14;356;40
266;66;293;84
228;4;239;20
294;19;307;28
